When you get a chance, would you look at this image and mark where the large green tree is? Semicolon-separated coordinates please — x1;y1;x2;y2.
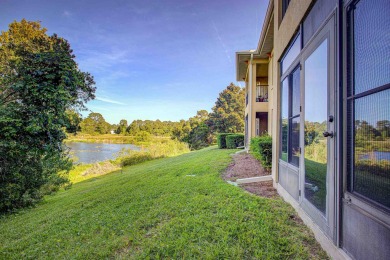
80;112;111;135
65;109;83;134
187;122;211;150
0;20;95;212
116;119;128;134
209;83;245;133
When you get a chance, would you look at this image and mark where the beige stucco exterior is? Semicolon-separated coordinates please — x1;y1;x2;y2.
236;1;390;259
236;1;350;259
271;0;314;185
243;61;272;147
238;0;316;187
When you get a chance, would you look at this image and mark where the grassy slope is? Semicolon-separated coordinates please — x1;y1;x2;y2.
0;147;327;259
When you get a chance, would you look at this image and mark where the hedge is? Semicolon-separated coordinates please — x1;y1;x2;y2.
250;135;272;169
226;134;245;149
217;133;234;149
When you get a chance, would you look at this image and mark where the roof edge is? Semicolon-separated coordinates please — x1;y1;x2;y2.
256;0;274;54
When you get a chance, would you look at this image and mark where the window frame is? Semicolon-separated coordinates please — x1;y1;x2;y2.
280;77;289;162
280;32;301;75
280;65;301;167
344;0;390;216
280;29;302;167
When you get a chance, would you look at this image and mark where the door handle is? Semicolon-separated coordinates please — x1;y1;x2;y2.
323;131;334;138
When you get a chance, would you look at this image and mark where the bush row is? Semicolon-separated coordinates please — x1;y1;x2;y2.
217;133;244;149
250;135;272;169
226;134;245;149
217;133;232;148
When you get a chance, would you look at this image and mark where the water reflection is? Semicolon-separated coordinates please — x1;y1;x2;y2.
352;112;390;208
67;142;140;164
304;39;328;214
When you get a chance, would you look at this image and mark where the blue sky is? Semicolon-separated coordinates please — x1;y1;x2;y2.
1;0;267;124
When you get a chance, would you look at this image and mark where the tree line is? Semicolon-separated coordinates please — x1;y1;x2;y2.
69;83;245;150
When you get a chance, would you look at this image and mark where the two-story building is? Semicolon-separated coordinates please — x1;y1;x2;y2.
236;0;389;259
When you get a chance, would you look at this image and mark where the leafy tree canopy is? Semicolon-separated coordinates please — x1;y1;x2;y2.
116;119;128;134
209;83;245;133
0;20;95;212
79;112;111;135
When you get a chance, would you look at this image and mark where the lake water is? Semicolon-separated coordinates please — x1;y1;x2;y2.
359;151;390;161
66;142;140;164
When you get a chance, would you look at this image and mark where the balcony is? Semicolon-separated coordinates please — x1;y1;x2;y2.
256;83;268;102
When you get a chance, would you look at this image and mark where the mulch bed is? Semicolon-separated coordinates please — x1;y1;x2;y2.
239;181;277;198
222;152;278;198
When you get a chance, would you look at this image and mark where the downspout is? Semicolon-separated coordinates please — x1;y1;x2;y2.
248;53;254;149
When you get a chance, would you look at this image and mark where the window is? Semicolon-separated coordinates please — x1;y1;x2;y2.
281;78;289;161
281;33;301;75
347;0;390;209
282;0;291;19
280;66;300;167
256;83;268;102
280;30;302;167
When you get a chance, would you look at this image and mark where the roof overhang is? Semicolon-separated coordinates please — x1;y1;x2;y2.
236;50;257;82
235;0;274;82
256;1;274;59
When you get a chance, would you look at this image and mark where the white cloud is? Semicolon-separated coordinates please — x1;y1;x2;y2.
95;96;126;105
63;10;72;17
77;49;132;72
211;20;232;64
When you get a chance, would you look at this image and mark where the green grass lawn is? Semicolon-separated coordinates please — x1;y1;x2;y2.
0;147;327;259
304;159;327;214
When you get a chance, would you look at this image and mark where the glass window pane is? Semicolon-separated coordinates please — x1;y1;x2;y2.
302;0;336;46
304;39;328;214
353;0;390;95
289;117;300;167
281;34;301;75
291;67;300;116
350;89;390;208
281;78;289;161
282;0;291;18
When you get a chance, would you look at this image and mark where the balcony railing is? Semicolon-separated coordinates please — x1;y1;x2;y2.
256;84;268;102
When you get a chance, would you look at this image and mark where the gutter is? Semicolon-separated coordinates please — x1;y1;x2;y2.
256;0;274;55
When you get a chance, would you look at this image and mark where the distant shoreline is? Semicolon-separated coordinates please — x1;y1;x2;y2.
64;133;170;144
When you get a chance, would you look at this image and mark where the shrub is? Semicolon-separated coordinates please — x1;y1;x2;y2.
226;134;245;149
250;137;261;154
118;152;155;167
217;133;234;149
355;159;390;177
187;123;212;150
113;139;190;167
82;161;120;176
250;135;272;169
135;131;151;142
